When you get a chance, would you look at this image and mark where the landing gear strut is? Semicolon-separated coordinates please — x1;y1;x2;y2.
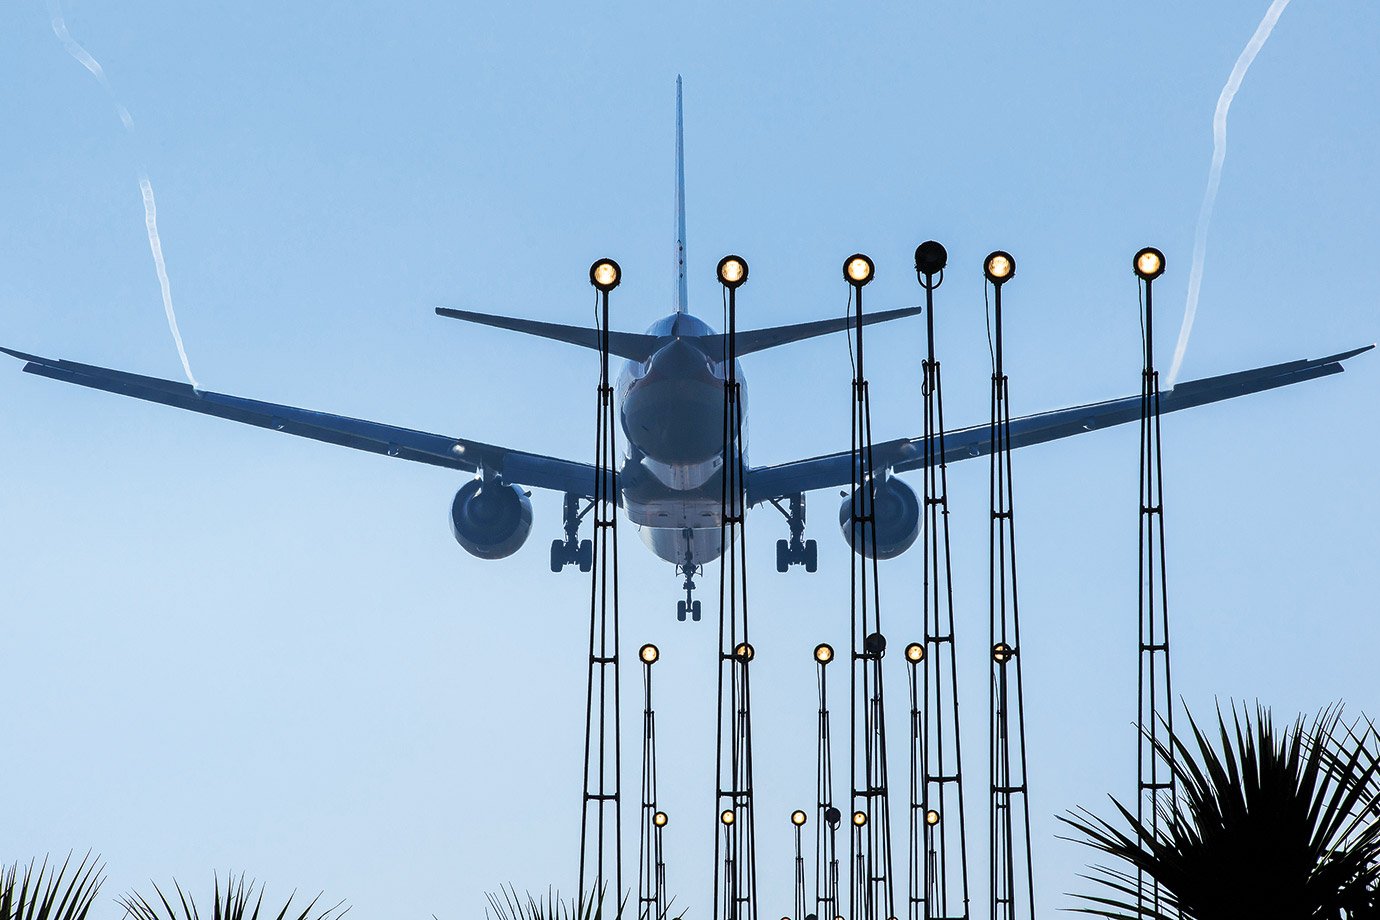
675;527;702;622
550;492;593;573
771;493;818;573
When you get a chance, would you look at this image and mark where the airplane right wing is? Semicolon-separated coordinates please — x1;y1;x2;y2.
746;345;1374;504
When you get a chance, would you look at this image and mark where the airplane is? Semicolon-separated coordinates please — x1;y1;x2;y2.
2;79;1371;621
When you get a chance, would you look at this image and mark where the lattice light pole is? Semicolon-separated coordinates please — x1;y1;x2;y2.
1133;246;1177;919
842;253;898;920
904;641;926;920
579;258;625;912
638;643;669;920
813;642;843;920
712;254;759;920
983;251;1036;920
913;241;971;920
791;809;809;920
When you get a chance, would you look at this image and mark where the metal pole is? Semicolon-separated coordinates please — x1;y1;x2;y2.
1134;249;1177;919
914;243;971;920
580;263;624;913
845;255;896;920
714;259;758;920
984;253;1035;920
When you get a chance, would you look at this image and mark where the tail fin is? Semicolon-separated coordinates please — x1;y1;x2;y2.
674;75;688;314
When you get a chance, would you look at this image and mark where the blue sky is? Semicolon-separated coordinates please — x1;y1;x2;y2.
1;0;1376;915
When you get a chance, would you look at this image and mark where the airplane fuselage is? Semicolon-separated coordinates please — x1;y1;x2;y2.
616;311;742;567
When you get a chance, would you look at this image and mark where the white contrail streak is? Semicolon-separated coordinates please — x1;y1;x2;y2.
48;8;133;130
1166;0;1292;388
48;0;198;388
139;176;197;387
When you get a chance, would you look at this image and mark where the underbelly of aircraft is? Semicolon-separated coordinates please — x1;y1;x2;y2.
637;522;727;567
620;446;745;566
624;487;728;565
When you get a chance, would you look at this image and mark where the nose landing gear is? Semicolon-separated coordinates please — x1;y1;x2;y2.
771;493;818;573
676;570;702;622
675;527;702;622
550;492;594;573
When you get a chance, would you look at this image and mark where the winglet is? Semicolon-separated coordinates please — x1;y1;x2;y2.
0;345;42;363
674;75;688;315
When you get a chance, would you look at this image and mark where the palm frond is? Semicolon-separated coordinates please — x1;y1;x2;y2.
1062;702;1380;919
479;886;668;920
118;873;348;920
0;852;104;920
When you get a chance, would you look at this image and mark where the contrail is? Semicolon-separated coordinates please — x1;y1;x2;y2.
48;9;132;129
1166;0;1292;388
47;0;199;388
138;176;197;385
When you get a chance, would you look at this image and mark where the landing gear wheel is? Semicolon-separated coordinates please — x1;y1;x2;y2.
551;493;591;574
772;494;817;574
691;600;702;622
677;600;688;622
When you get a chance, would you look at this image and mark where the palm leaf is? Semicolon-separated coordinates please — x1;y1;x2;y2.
479;886;668;920
1061;703;1380;919
118;874;348;920
0;853;104;920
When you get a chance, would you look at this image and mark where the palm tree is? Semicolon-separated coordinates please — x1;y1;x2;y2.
0;853;103;920
118;874;347;920
1063;704;1380;919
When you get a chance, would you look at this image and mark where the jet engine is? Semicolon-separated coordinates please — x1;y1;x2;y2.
449;478;533;560
838;476;921;560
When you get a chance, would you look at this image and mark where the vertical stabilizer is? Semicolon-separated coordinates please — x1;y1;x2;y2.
674;76;688;314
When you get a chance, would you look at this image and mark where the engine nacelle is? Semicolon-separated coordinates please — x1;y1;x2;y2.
449;479;533;560
838;476;921;560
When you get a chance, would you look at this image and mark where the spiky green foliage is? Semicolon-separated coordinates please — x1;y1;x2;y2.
481;886;656;920
0;853;104;920
1063;704;1380;919
118;874;348;920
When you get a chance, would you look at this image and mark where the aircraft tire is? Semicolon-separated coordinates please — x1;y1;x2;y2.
577;540;593;572
550;540;564;573
805;539;818;573
677;601;687;622
776;539;789;573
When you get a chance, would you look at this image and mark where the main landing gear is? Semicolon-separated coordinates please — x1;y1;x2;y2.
550;492;593;573
676;527;702;622
771;493;818;573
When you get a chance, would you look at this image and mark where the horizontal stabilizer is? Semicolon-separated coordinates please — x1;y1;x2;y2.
438;304;923;363
703;305;922;357
435;308;661;361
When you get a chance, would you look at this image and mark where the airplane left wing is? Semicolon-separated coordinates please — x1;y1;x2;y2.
1;348;602;498
747;345;1373;504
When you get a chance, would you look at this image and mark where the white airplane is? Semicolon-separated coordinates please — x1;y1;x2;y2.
4;79;1370;620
